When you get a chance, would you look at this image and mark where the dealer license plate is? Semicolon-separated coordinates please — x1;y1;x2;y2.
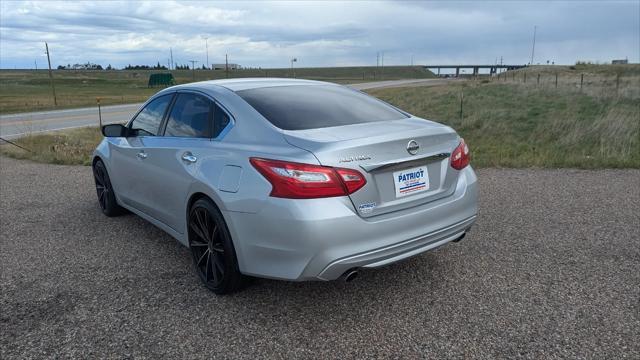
393;166;429;198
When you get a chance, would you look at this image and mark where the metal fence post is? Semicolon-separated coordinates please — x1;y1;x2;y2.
580;74;584;90
459;89;464;121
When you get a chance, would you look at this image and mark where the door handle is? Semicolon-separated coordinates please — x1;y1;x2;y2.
136;151;148;159
181;152;197;163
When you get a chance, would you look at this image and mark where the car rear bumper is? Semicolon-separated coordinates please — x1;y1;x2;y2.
316;215;475;280
223;166;478;281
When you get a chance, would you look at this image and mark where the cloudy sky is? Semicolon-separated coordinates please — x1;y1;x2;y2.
1;1;638;69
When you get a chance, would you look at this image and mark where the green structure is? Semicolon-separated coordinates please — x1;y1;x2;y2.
148;73;176;87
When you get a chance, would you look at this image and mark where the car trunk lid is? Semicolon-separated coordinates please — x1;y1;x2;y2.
283;118;461;218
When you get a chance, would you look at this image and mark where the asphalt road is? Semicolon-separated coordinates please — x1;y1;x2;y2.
0;103;141;139
1;156;638;358
0;79;448;139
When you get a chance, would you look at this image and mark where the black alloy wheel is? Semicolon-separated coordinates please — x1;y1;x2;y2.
188;198;243;294
93;160;124;217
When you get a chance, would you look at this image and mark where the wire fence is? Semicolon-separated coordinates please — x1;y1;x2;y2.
492;71;640;100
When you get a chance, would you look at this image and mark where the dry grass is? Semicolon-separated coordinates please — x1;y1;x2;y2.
368;78;639;168
0;127;102;165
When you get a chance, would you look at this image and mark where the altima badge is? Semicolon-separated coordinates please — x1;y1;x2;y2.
339;155;371;163
407;140;419;155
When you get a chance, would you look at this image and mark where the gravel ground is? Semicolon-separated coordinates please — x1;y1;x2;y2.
1;156;639;359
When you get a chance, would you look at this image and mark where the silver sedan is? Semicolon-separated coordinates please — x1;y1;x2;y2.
93;78;478;294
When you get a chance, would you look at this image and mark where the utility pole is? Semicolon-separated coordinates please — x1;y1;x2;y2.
376;52;379;68
225;54;229;79
170;48;174;70
34;60;38;70
204;37;209;69
45;42;57;106
411;54;414;66
530;25;537;65
189;60;198;81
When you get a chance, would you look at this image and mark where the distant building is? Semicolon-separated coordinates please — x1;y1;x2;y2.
612;59;628;65
212;63;241;70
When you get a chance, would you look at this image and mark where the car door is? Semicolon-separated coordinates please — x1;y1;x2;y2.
136;91;232;233
107;93;174;213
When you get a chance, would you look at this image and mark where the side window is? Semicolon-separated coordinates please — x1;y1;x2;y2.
130;94;173;136
164;93;212;138
213;104;231;138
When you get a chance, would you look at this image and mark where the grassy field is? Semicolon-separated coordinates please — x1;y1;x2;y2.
367;77;639;168
0;66;434;114
1;64;638;168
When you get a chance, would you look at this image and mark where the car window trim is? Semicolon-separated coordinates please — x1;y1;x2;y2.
126;92;176;138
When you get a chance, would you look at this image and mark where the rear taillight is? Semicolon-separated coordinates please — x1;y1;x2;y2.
451;139;470;170
250;158;366;199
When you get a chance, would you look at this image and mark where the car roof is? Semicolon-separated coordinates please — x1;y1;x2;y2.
170;78;333;92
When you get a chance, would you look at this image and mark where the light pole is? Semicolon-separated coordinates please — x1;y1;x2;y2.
189;60;199;81
530;25;537;65
290;58;297;77
204;37;209;69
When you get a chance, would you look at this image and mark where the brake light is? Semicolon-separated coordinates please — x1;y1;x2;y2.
451;139;470;170
250;158;366;199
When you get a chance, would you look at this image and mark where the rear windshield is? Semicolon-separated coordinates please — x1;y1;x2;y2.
236;85;409;130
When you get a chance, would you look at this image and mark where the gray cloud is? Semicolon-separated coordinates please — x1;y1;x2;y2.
0;0;637;69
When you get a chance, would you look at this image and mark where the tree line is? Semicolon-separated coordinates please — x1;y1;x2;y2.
54;61;209;71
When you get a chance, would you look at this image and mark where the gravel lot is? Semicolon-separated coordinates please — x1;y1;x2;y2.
1;156;639;358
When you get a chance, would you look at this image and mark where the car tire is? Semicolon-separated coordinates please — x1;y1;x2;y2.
188;198;244;294
93;159;125;217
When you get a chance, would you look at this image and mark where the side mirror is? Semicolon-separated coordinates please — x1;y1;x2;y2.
102;124;128;137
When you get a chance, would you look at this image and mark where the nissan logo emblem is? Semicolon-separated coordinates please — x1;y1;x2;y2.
407;140;419;155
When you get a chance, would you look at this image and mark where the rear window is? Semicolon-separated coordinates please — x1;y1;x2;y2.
236;85;408;130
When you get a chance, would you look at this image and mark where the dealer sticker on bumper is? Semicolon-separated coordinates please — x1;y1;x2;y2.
393;166;429;198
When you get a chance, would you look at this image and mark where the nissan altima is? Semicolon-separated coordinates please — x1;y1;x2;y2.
93;78;478;294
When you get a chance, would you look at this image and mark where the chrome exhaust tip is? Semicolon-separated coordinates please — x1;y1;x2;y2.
342;269;359;282
452;232;466;243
